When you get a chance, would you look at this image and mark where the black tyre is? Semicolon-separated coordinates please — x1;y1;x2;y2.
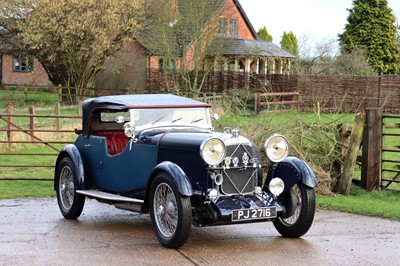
149;172;191;249
273;182;316;238
56;157;85;219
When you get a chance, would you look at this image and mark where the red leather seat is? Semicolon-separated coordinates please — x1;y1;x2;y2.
110;134;129;155
94;132;129;155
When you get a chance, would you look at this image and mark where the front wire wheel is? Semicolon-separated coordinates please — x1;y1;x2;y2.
273;182;316;238
56;157;85;219
150;173;191;249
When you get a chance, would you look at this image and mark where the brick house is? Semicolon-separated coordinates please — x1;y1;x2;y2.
0;52;52;87
96;0;294;91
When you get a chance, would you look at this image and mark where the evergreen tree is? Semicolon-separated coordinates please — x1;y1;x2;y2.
257;26;273;42
339;0;400;74
280;31;299;56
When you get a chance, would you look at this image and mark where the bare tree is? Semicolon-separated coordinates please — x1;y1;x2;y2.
296;37;338;74
145;0;227;95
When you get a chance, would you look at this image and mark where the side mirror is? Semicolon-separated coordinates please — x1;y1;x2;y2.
212;113;219;120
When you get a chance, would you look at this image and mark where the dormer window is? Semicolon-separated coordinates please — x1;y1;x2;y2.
230;19;238;37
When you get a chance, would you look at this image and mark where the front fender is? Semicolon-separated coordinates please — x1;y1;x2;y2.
266;156;318;194
54;144;85;191
148;161;193;197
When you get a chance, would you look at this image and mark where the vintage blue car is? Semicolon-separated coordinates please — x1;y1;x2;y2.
55;94;318;248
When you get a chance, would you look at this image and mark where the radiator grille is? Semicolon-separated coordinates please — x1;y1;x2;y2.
220;144;259;195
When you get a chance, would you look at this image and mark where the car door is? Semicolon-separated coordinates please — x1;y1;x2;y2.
95;139;158;193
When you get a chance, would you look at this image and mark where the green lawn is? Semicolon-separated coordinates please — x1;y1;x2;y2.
0;90;60;108
0;180;54;198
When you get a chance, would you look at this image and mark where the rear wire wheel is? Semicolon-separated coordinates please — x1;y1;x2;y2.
56;157;85;219
273;182;315;238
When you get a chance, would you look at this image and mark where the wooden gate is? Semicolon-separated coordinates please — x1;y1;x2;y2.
381;113;400;189
0;104;81;181
361;108;400;191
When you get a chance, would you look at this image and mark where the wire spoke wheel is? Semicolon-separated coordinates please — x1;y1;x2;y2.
150;172;191;249
273;182;315;238
56;157;85;219
153;183;178;237
282;185;302;225
59;165;75;211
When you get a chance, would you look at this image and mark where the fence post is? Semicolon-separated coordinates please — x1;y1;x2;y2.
55;102;61;130
29;105;35;141
58;85;63;102
7;104;13;147
254;92;260;114
78;101;83;116
336;112;365;195
361;107;382;191
24;85;28;105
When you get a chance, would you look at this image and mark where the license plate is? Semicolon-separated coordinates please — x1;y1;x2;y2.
231;207;277;221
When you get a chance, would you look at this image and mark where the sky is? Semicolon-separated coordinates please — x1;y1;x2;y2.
239;0;400;45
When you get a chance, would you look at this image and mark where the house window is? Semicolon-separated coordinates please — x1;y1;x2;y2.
12;55;34;72
230;19;238;37
158;57;177;74
218;18;227;37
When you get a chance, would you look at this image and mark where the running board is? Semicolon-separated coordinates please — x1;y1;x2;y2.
76;190;144;204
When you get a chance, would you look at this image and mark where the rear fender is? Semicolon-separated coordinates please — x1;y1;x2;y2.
54;144;85;191
266;156;318;194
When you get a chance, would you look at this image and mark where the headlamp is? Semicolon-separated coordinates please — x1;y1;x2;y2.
264;134;289;162
200;137;226;166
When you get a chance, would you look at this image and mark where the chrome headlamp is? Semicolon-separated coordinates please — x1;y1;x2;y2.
200;137;226;166
264;134;289;162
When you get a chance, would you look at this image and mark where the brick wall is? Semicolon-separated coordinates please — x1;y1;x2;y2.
220;0;256;40
1;54;52;86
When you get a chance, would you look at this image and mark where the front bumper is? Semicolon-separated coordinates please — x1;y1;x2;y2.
192;193;285;226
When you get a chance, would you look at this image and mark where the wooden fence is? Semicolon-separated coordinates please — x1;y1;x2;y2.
0;84;142;105
255;92;299;113
147;70;400;113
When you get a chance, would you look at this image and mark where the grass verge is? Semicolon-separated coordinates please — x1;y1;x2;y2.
0;180;54;198
317;186;400;220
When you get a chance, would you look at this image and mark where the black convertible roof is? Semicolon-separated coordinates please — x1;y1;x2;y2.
81;94;211;137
